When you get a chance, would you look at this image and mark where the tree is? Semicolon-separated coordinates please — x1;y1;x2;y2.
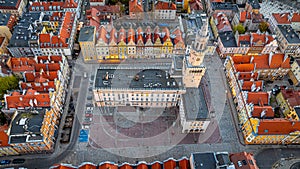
0;75;19;99
259;21;269;33
233;24;246;34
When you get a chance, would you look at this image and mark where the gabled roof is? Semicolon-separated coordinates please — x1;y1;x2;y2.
118;27;126;43
162;27;170;42
63;0;78;8
257;119;300;135
189;0;203;11
252;106;274;119
153;26;161;43
213;13;232;32
136;27;144;44
247;92;269;105
109;27;117;44
98;26;108;43
8;57;36;72
145;26;152;43
129;0;144;13
234;63;255;72
253;53;290;69
230;152;259;169
172;28;184;45
5;89;51;109
242;81;263;91
127;27;135;43
163;159;176;169
272;13;300;24
155;1;176;10
280;88;300;107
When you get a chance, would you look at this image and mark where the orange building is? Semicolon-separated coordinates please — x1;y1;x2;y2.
230;152;259;169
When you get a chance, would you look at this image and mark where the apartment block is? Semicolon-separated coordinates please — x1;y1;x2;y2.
78;25;185;62
154;1;177;20
275;25;300;57
8;11;78;58
224;56;300;144
0;0;27;17
288;59;300;86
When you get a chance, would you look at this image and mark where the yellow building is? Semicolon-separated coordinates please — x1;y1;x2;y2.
289;60;300;86
276;88;300;120
78;26;97;62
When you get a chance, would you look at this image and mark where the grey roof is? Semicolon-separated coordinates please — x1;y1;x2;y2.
0;13;11;26
247;0;260;9
182;13;207;45
0;0;19;8
183;87;209;120
219;31;237;47
215;153;232;167
94;68;182;90
78;26;95;42
278;25;300;44
295;107;300;118
192;152;217;169
211;2;239;13
9;109;46;144
9;12;42;47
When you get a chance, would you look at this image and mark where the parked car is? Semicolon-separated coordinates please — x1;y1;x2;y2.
12;158;25;164
85;113;93;117
0;160;11;165
83;122;91;125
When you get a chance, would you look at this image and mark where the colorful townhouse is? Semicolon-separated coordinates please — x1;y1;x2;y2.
210;12;232;38
78;25;186;62
225;56;300;144
1;55;69;155
0;0;27;17
217;32;278;58
276;87;300;121
288;59;300;86
129;0;143;18
51;151;240;169
8;11;78;58
86;5;120;27
154;1;177;20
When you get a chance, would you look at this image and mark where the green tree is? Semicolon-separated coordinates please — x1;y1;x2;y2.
259;21;269;33
0;75;19;99
233;24;246;34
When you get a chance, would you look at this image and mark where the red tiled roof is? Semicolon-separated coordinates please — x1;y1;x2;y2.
99;163;118;169
258;119;300;135
232;55;252;64
78;164;97;169
151;162;162;169
8;57;36;72
63;0;78;8
238;33;275;47
172;28;184;45
162;27;170;42
230;152;259;169
5;90;51;109
234;63;255;72
137;163;148;169
0;125;9;147
120;164;133;169
118;27;126;43
34;63;60;72
153;26;161;43
127;28;135;42
213;13;232;32
20;81;55;93
98;26;108;43
129;0;143;13
163;159;176;169
189;0;203;11
110;28;117;44
253;54;290;69
94;5;120;13
272;13;300;24
238;72;258;80
0;37;4;47
242;81;263;91
247;92;269;105
252;106;274;118
179;159;189;169
155;1;176;10
145;26;152;43
280;88;300;107
6;14;17;30
136;27;144;44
